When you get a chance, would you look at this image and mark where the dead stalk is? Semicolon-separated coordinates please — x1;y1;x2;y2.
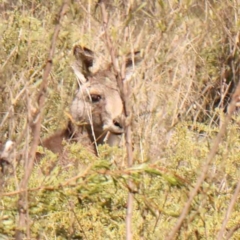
99;2;134;240
217;178;240;239
166;80;240;239
225;224;240;239
15;2;69;239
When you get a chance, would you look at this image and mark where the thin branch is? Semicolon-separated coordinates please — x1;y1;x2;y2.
99;3;134;239
217;178;240;239
166;80;240;240
226;224;240;239
15;2;69;239
2;163;186;197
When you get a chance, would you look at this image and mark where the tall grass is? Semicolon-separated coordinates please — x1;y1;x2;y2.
1;0;240;239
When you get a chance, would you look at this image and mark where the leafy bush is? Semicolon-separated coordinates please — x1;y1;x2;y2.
1;0;240;239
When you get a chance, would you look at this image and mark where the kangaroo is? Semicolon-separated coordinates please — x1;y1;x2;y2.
41;46;141;155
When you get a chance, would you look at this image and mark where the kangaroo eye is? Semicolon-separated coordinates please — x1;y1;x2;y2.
91;94;101;103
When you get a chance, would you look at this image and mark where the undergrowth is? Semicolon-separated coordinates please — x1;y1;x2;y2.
1;0;240;239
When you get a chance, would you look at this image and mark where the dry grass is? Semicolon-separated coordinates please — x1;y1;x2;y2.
1;0;240;239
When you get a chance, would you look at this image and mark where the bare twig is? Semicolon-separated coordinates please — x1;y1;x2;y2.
217;178;240;239
2;163;186;198
15;2;69;239
0;82;28;130
225;224;240;239
2;163;94;197
166;80;240;239
99;3;134;239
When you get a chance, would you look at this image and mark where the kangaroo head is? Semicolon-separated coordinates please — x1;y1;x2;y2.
71;46;141;141
41;46;141;155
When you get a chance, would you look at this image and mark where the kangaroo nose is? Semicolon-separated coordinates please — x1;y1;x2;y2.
113;119;123;129
111;117;124;134
103;117;124;134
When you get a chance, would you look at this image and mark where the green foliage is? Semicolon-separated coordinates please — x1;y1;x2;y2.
2;0;240;239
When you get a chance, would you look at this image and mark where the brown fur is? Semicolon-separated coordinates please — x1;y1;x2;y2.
41;46;141;155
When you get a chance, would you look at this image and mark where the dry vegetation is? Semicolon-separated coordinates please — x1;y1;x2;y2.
1;0;240;239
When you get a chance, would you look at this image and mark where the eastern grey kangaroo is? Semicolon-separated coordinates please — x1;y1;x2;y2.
42;46;141;155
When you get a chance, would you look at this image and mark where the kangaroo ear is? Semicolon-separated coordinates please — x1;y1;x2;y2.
72;46;95;84
125;51;142;81
73;46;95;71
